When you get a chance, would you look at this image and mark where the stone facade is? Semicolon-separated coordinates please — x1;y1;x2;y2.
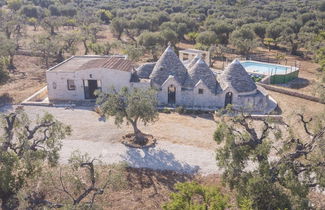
135;46;274;112
46;47;276;113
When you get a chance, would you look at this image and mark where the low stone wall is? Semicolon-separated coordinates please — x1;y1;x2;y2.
21;86;49;106
257;83;324;104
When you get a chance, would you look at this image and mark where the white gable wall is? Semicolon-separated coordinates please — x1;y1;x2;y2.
158;76;182;106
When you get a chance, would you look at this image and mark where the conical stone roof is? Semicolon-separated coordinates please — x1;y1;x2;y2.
186;54;201;69
136;62;155;79
149;46;188;86
219;59;257;93
184;58;219;94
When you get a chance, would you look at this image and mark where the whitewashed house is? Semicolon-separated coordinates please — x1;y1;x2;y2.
46;55;147;102
46;45;276;113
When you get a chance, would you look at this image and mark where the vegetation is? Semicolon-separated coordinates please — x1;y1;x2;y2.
0;60;9;85
163;182;229;210
0;0;323;85
0;108;126;209
0;107;71;209
96;88;158;145
214;109;325;209
1;0;325;208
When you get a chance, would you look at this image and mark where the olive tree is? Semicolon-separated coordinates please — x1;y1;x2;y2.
30;35;62;68
230;27;257;58
138;31;164;60
0;35;17;70
0;107;71;209
214;110;325;209
281;20;303;55
0;60;9;85
89;41;118;55
96;88;158;145
111;17;128;40
266;22;283;47
196;31;218;50
25;151;123;209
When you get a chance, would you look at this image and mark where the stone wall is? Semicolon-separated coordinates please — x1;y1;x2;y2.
157;78;224;108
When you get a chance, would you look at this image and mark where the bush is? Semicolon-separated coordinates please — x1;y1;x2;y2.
175;106;185;114
0;62;9;85
163;182;229;210
160;108;171;114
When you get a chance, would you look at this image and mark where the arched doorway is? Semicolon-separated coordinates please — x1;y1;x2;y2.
225;92;233;107
168;85;176;105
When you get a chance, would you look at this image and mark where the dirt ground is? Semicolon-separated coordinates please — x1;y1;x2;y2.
6;105;218;150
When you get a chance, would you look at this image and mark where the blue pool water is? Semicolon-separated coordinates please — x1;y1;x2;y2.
240;61;297;75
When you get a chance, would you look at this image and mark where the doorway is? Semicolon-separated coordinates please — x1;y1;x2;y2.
225;92;233;107
84;80;99;99
168;85;176;105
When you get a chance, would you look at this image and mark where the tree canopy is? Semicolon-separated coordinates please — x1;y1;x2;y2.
96;87;158;145
0;107;71;209
214;109;325;209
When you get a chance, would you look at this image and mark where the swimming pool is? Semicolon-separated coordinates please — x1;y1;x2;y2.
240;60;299;84
240;61;298;76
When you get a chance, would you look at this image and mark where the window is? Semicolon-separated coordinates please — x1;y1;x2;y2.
67;80;76;90
198;88;204;94
52;82;57;89
183;53;189;61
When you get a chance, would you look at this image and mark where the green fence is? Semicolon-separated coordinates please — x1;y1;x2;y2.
270;70;299;84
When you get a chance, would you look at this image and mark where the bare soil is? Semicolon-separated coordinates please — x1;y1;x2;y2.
0;55;46;104
121;133;157;148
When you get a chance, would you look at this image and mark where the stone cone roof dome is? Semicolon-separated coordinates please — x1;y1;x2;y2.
186;54;201;69
184;58;219;94
149;46;188;86
220;59;257;93
136;62;155;79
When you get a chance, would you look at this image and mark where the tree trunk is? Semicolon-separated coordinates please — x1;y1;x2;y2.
130;120;146;145
1;194;19;210
50;26;55;36
83;40;89;55
8;55;16;71
290;41;298;55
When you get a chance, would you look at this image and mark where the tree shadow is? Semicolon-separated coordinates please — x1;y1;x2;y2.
125;167;193;193
279;77;310;89
0;93;13;112
122;147;200;175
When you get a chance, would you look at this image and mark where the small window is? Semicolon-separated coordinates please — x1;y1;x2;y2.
183;53;189;61
67;80;76;90
198;89;204;94
52;82;57;89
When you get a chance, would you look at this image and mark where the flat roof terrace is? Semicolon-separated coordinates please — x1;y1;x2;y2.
47;55;128;73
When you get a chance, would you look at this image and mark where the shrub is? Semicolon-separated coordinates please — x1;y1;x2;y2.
163;182;229;210
175;106;185;114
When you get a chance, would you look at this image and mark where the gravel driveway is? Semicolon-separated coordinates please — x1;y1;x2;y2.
1;105;221;175
60;140;221;175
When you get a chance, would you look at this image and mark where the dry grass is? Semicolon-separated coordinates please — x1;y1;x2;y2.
22;165;232;210
0;55;46;104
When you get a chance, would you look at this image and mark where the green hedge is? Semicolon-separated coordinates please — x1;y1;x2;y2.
270;70;299;84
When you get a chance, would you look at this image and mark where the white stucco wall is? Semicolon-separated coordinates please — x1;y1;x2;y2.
46;65;271;112
47;68;132;101
157;77;225;108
